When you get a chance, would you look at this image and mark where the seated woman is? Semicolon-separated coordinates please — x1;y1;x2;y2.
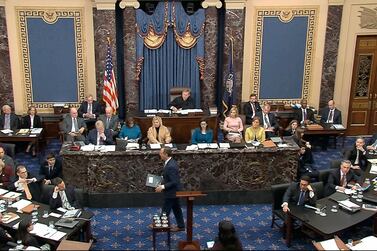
223;107;243;143
21;106;42;156
211;220;242;250
119;117;142;141
147;116;172;144
0;159;13;189
284;119;299;136
17;218;49;249
191;118;214;144
293;128;313;164
244;116;265;143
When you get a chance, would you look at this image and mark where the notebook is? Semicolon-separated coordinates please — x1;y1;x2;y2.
146;174;163;188
55;218;79;229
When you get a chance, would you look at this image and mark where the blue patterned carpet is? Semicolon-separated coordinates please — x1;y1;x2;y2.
12;136;371;250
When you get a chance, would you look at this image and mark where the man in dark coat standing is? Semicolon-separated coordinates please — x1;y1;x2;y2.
155;147;185;232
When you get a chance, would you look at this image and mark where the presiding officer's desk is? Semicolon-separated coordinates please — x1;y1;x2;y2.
61;141;299;201
134;113;218;144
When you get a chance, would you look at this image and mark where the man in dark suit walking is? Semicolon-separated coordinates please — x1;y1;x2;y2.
320;100;342;124
325;160;359;196
85;120;114;145
49;177;79;210
39;153;63;185
155;147;185;232
0;105;19;131
243;93;262;125
282;175;317;213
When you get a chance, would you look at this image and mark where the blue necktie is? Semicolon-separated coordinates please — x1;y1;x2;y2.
297;191;305;206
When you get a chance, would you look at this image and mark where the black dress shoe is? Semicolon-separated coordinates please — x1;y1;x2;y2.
170;226;185;232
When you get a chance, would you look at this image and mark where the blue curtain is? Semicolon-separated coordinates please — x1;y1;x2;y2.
136;1;205;110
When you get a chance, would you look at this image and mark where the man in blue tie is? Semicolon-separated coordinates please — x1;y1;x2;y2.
282;176;317;213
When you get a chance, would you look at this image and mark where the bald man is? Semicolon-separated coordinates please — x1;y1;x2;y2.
62;108;87;142
0;105;19;131
98;107;119;137
320;100;342;124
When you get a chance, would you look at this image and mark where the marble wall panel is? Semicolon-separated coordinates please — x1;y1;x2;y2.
202;8;218;110
319;5;343;109
0;7;14;108
123;8;138;113
223;8;245;106
93;9;116;103
62;147;298;193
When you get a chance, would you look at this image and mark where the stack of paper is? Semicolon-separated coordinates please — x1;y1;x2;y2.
0;129;13;134
10;199;32;210
144;109;158;114
332;124;345;130
30;128;43;134
0;188;9;195
30;223;66;241
185;145;198;151
126;143;139;150
350;236;377;250
150;144;161;149
219;143;230;149
2;191;22;199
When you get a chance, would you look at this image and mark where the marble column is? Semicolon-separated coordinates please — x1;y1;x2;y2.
202;7;218;110
0;7;14;108
123;8;138;113
319;5;343;109
223;8;245;105
93;8;117;103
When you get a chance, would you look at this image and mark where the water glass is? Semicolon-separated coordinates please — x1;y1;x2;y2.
319;207;327;217
347;239;353;247
49;221;55;229
331;205;338;213
356;191;363;202
42;210;49;218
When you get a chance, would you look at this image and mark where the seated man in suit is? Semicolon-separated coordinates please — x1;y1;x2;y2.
168;88;195;112
78;94;102;119
0;104;19;131
320;99;342;124
98;106;119;137
49;177;79;210
345;137;368;176
243;93;262;125
257;103;278;138
39;153;63;185
85;120;114;145
0;146;15;171
325;160;359;196
294;99;315;126
8;165;42;202
282;175;317;213
62;108;87;142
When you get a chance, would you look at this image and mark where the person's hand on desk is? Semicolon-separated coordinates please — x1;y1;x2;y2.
170;106;178;112
351;165;360;170
282;204;290;213
44;179;51;185
78;127;85;134
155;185;164;192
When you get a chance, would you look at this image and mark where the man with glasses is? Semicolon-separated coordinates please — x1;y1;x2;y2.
8;165;42;202
325;160;359;196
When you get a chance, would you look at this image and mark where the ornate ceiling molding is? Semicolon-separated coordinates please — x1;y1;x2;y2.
202;0;222;9
225;0;245;9
119;0;140;9
93;0;117;10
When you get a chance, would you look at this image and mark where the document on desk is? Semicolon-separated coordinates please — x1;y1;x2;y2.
3;191;22;199
30;128;43;134
150;144;161;149
0;129;13;134
185;145;198;151
219;143;230;149
11;199;32;210
319;239;339;250
351;236;377;250
81;145;94;151
332;124;345;130
144;109;158;114
370;164;377;174
30;223;66;240
0;188;8;195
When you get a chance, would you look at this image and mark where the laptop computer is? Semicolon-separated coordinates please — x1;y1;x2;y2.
55;218;79;229
115;138;128;151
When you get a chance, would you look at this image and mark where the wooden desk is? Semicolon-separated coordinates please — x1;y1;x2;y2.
304;123;346;148
0;130;44;153
134;114;218;144
57;239;93;250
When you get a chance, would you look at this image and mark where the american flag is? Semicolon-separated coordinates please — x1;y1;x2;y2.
103;38;119;112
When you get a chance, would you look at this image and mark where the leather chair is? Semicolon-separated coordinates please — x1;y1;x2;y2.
40;184;54;204
330;159;342;169
169;87;190;102
311;181;324;199
271;183;290;229
0;143;16;159
318;169;332;186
